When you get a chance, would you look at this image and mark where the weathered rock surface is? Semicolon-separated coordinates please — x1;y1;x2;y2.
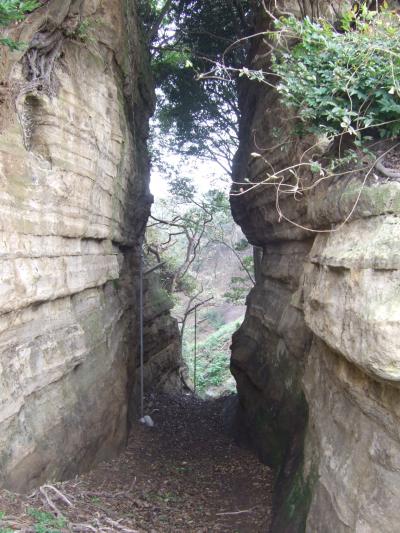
230;2;400;531
0;0;183;492
304;217;400;382
141;272;189;394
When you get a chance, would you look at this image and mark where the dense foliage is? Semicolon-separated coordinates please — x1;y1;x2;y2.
271;7;400;140
141;0;257;169
0;0;39;49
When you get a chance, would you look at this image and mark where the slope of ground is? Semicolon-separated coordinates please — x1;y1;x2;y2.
0;394;273;533
184;319;243;396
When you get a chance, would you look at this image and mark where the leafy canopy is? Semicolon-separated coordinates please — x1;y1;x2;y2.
141;0;256;169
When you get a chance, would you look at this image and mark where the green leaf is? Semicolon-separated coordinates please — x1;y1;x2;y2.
270;11;400;141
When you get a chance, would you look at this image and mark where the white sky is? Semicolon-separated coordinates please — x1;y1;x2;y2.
149;154;231;201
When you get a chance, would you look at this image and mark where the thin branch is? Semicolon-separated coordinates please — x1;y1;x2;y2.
210;239;255;285
148;0;174;45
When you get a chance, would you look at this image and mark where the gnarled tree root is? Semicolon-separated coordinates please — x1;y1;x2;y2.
21;29;64;97
375;159;400;180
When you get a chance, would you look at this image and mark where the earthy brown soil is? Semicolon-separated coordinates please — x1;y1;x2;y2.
0;394;273;532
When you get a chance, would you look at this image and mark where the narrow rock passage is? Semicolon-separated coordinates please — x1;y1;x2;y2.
0;394;273;532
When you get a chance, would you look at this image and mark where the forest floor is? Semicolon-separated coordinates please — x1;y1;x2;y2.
0;394;273;533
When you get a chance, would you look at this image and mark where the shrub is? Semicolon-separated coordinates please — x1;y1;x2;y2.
271;7;400;140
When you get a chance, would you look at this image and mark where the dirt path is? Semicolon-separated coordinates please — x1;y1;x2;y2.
0;394;273;532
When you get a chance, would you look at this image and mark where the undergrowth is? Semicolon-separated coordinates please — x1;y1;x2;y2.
28;508;66;533
0;508;65;533
184;319;242;395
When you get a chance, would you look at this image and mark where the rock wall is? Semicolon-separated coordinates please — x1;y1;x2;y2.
0;0;158;491
230;2;400;531
141;271;189;394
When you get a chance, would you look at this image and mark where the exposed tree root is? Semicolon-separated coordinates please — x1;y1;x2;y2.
375;159;400;179
21;29;64;97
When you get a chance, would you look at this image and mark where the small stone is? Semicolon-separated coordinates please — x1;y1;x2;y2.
139;415;155;427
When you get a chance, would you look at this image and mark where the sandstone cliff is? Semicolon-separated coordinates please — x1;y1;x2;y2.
0;0;181;492
230;2;400;531
141;271;189;394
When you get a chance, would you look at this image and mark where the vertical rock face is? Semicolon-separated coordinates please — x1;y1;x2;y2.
230;2;400;531
0;0;155;491
141;272;189;394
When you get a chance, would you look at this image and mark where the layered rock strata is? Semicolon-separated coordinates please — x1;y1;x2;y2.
230;2;400;531
0;0;156;491
141;271;189;394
